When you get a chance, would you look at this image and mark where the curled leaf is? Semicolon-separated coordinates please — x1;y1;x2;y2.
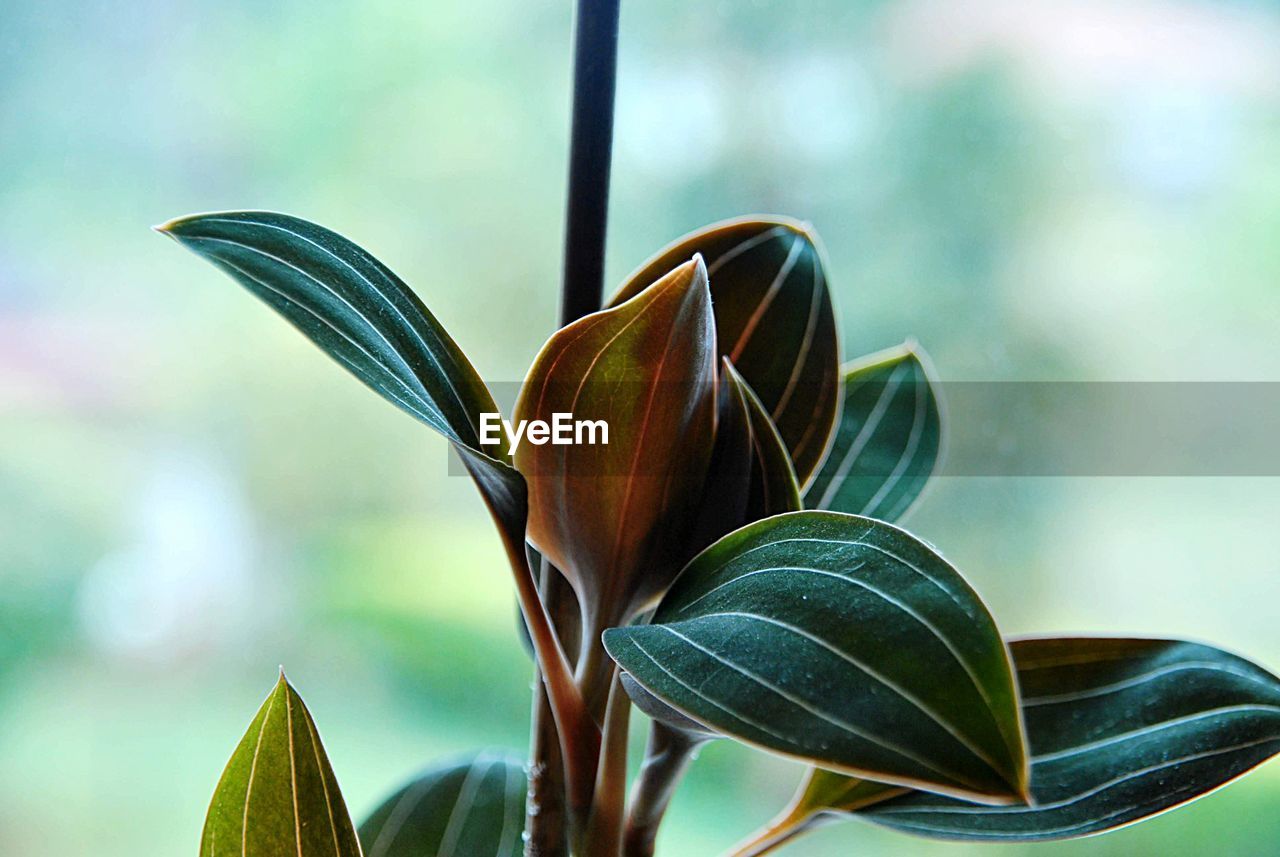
604;511;1028;804
611;218;839;484
200;673;361;857
359;752;526;857
515;258;718;625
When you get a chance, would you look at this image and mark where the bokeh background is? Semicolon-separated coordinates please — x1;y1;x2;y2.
3;0;1279;854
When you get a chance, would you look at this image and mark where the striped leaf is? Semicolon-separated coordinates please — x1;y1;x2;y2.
159;212;505;457
158;211;528;574
610;218;840;485
856;637;1280;841
805;343;942;522
359;753;526;857
603;511;1028;803
514;258;718;626
620;671;718;740
689;359;802;558
201;674;361;857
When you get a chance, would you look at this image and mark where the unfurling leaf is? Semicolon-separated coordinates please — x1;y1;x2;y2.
358;752;526;857
610;218;840;485
158;211;528;578
806;343;942;522
515;258;718;625
201;674;361;857
857;637;1280;841
604;511;1028;804
690;359;802;555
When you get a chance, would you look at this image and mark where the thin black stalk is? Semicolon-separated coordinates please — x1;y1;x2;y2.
559;0;620;327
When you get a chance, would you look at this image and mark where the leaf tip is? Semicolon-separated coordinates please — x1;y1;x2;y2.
600;626;626;657
691;251;708;280
152;218;182;239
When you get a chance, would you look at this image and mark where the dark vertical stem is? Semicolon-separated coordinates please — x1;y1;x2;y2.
559;0;620;327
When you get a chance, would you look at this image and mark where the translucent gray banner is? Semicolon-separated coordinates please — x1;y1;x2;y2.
447;381;1280;477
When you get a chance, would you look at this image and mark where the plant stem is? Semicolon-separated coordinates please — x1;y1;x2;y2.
503;528;598;831
622;724;705;857
724;787;907;857
582;671;632;856
722;813;825;857
526;2;621;853
560;0;621;326
526;558;577;857
527;685;569;857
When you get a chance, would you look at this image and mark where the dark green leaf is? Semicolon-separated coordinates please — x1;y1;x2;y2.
201;673;361;857
159;211;506;458
159;211;528;578
359;752;526;857
515;258;718;625
858;637;1280;841
603;511;1028;804
620;671;718;740
690;359;802;556
806;343;942;522
610;218;840;484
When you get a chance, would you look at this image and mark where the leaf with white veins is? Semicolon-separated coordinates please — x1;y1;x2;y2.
604;511;1028;804
200;673;361;857
158;211;529;580
610;218;839;485
858;637;1280;841
359;752;526;857
806;343;942;522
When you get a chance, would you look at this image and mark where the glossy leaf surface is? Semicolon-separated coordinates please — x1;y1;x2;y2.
359;752;526;857
690;360;802;556
859;637;1280;840
160;211;506;457
159;211;528;575
604;511;1027;803
610;218;839;484
201;674;361;857
805;343;942;522
515;258;717;622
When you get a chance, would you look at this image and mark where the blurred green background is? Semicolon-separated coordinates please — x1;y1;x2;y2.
2;0;1279;854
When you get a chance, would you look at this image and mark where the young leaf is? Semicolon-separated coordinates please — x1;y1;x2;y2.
514;257;718;625
690;359;802;556
805;343;942;522
610;218;840;484
358;752;526;857
857;637;1280;841
201;673;361;857
603;511;1028;804
157;211;528;600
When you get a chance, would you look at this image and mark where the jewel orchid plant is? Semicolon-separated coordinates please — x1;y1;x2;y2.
159;2;1280;856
